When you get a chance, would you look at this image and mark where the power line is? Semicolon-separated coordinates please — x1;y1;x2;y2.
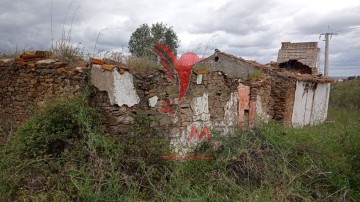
334;26;360;34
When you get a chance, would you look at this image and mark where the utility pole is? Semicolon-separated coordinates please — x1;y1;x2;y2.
320;32;337;76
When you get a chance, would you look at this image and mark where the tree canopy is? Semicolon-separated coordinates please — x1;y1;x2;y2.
128;22;180;60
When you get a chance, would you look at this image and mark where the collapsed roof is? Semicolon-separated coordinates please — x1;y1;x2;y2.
277;42;320;74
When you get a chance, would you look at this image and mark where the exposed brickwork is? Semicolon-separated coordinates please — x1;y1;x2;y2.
269;72;296;125
277;42;320;74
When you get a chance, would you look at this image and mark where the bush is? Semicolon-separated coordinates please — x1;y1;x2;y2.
0;97;119;201
1;80;359;201
248;69;265;80
126;56;162;75
0;97;172;201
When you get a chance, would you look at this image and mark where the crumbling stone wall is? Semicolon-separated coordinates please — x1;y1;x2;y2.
251;77;272;124
0;49;333;152
0;58;87;141
88;55;276;154
195;49;265;79
277;42;320;74
269;72;296;125
89;65;242;152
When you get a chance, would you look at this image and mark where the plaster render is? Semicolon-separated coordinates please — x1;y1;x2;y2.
113;71;140;107
171;93;212;155
91;65;116;104
310;83;330;125
91;65;140;107
223;92;239;126
191;93;210;122
238;83;250;126
256;95;270;123
196;74;203;84
148;96;159;107
292;81;330;126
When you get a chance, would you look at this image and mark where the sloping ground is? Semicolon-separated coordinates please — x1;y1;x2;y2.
0;81;359;201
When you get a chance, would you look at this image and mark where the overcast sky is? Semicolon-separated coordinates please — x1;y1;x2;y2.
1;0;359;76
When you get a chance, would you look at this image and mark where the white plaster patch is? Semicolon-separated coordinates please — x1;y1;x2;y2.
292;81;330;127
255;95;270;123
191;93;210;121
148;96;158;107
292;81;311;127
196;74;203;84
36;59;55;64
170;121;211;155
310;83;330;125
223;92;238;125
113;70;140;107
212;92;239;134
304;86;315;124
169;93;212;155
91;65;116;104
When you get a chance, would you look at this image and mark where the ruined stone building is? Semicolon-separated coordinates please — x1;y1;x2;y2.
0;42;334;153
194;45;333;128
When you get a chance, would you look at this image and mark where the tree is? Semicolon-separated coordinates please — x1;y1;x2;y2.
128;22;180;60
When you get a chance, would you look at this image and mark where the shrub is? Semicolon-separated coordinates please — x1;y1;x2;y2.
126;56;162;75
0;97;172;201
51;41;84;64
0;97;119;201
248;69;265;80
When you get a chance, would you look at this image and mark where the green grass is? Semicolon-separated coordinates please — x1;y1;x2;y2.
127;56;162;75
248;69;265;80
0;80;359;201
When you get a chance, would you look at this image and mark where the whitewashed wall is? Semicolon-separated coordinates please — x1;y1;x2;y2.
292;81;330;127
91;65;140;107
170;92;239;155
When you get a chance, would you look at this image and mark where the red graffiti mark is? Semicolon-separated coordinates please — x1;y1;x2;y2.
152;43;206;114
159;106;176;114
175;63;192;101
161;101;173;106
189;125;211;141
158;100;176;114
151;43;176;81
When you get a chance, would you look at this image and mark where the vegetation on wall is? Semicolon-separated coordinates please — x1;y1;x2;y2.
0;80;359;201
248;69;265;80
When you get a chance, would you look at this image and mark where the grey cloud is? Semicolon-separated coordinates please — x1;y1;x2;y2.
293;6;360;35
190;0;272;35
0;0;359;77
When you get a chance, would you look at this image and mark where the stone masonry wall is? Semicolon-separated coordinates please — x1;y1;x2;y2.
269;72;297;125
89;64;243;153
0;51;332;152
0;57;88;142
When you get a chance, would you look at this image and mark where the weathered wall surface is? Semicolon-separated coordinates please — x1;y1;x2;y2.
277;42;320;74
291;81;330;127
269;73;297;125
0;58;87;141
310;83;330;125
90;65;246;153
195;50;263;79
91;64;139;106
0;50;333;152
